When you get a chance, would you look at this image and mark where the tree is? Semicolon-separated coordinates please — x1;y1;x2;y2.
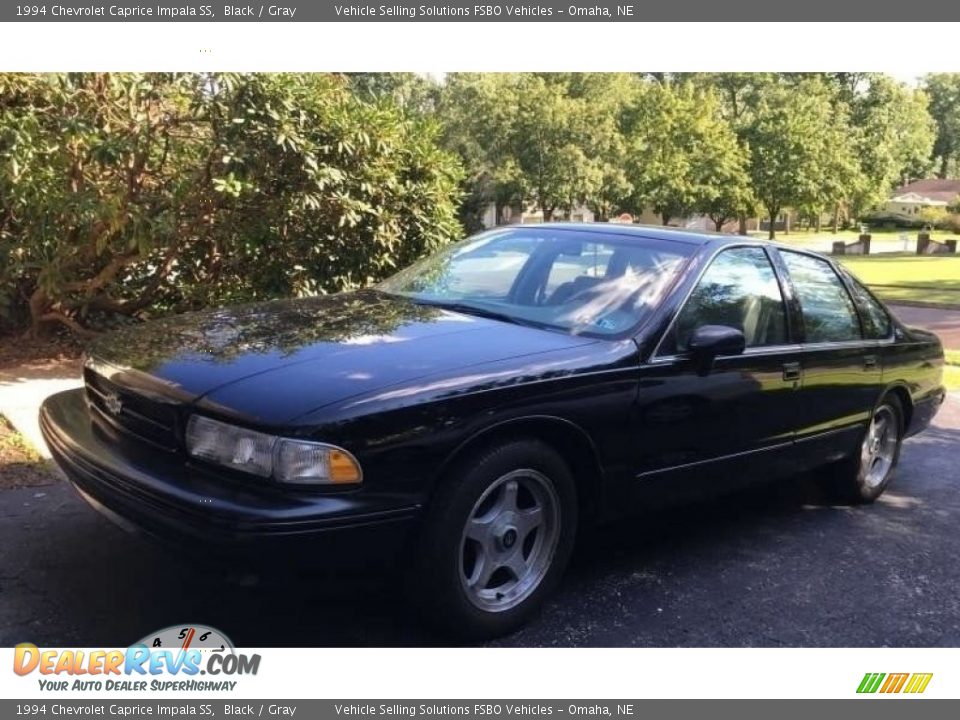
624;81;750;228
847;75;935;220
507;74;607;221
343;72;440;115
743;78;859;239
559;73;635;222
439;73;630;225
0;73;463;336
687;73;776;233
436;73;525;231
701;164;754;232
689;72;776;125
0;73;208;336
923;74;960;178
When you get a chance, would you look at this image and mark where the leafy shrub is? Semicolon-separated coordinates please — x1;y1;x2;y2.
861;211;928;229
0;73;463;336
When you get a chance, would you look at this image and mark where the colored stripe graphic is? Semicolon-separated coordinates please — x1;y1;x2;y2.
903;673;933;694
857;672;933;694
880;673;909;693
857;673;885;694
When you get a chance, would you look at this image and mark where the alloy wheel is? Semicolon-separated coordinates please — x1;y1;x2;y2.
458;468;561;613
861;406;899;489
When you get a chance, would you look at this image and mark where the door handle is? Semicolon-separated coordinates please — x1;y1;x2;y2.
782;361;801;382
863;354;879;370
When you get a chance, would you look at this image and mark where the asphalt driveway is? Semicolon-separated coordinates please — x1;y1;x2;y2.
889;304;960;350
1;397;957;648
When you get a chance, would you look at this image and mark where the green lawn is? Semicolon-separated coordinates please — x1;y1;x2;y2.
946;367;960;391
945;350;960;392
835;254;960;307
946;369;960;392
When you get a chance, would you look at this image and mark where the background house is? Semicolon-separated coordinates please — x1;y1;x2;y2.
884;179;960;217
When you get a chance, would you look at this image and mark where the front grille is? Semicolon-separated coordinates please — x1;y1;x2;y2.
84;368;181;452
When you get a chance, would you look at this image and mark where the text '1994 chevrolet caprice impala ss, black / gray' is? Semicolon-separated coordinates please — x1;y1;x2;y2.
41;224;946;639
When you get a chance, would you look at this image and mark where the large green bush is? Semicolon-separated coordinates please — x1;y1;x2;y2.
0;73;463;336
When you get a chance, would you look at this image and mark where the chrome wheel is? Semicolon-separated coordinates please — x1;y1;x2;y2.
861;406;899;489
458;468;561;613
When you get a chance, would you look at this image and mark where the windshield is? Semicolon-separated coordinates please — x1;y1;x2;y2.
378;227;693;336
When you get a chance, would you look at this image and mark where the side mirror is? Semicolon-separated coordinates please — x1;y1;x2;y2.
687;325;746;373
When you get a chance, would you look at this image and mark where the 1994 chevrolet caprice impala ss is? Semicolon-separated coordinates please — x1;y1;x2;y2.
41;224;946;638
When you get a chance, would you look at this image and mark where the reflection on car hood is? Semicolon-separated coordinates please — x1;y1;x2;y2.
88;290;598;425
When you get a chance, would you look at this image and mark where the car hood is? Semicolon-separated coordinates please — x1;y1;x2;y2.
88;290;598;425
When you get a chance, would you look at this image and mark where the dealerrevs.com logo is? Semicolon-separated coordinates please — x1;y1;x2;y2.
857;673;933;695
13;624;261;692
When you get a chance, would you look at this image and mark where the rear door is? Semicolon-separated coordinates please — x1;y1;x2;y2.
775;250;884;469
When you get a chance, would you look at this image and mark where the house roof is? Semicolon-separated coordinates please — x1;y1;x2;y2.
892;179;960;204
890;192;949;206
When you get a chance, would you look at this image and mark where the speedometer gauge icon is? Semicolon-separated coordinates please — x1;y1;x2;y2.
136;624;235;654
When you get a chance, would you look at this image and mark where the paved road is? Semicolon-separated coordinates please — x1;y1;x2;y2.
889;304;960;350
1;398;957;648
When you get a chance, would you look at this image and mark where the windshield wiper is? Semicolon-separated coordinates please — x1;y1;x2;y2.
419;300;522;324
415;300;557;330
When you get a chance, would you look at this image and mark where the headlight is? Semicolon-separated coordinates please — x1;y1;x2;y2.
185;415;362;485
186;415;274;477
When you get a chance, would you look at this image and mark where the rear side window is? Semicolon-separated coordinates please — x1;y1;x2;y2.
781;252;862;343
842;271;892;339
663;246;787;354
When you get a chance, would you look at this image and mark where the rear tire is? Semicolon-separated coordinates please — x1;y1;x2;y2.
825;396;904;504
409;439;578;641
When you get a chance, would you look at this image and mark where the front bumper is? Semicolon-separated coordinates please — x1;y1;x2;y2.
40;389;421;566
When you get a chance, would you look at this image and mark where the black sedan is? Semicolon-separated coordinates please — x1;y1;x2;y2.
40;224;946;639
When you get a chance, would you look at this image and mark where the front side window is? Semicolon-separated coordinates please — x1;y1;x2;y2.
842;271;892;339
378;228;693;336
662;246;788;355
781;251;862;343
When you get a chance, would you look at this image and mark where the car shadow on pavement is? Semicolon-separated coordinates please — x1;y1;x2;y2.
492;423;960;647
2;424;958;648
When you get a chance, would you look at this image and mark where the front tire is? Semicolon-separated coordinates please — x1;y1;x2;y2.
410;439;578;640
827;396;904;504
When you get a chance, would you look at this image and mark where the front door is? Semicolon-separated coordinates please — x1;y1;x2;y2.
633;245;802;506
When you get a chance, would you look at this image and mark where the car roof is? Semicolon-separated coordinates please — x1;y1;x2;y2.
520;222;837;260
521;222;741;247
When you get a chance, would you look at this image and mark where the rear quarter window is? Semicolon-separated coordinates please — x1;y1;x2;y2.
842;270;893;340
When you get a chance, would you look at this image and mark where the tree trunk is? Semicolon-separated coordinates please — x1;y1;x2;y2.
26;288;50;339
542;207;554;222
940;155;949;179
714;218;725;232
832;204;840;234
661;213;671;226
738;214;748;236
784;213;790;235
815;214;822;233
24;287;93;339
767;207;778;240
